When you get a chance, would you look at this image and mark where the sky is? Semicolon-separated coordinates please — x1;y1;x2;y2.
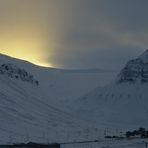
0;0;148;69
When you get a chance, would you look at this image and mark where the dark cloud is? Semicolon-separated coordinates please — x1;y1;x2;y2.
51;0;148;69
50;46;142;69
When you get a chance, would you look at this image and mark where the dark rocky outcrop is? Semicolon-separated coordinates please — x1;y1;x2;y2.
0;63;39;86
117;50;148;83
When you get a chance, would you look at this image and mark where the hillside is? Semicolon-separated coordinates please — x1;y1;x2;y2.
0;54;116;102
73;50;148;130
0;53;116;143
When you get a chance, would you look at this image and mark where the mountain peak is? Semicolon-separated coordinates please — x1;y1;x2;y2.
139;49;148;63
117;49;148;83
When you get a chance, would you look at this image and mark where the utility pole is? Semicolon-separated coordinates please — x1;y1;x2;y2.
9;135;12;145
145;142;148;148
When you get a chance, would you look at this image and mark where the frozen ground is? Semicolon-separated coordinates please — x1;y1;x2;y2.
0;54;117;144
61;139;148;148
0;54;117;102
72;50;148;129
1;53;148;146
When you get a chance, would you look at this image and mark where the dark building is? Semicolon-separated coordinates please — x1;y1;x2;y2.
0;143;60;148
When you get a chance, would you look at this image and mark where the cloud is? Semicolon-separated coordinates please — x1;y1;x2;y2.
0;0;148;69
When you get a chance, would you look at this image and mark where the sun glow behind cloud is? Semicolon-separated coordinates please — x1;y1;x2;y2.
0;25;54;67
0;0;147;69
0;50;52;67
0;26;55;67
0;0;59;68
0;41;53;67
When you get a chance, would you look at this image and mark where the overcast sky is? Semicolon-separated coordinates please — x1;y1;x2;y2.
0;0;148;69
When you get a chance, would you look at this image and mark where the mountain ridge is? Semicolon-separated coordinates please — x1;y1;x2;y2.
73;49;148;130
0;53;116;143
117;49;148;83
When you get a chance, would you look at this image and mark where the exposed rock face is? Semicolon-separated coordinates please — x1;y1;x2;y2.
0;63;39;85
117;50;148;83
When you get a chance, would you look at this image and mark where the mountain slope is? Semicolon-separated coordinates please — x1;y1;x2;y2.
74;50;148;129
0;54;117;102
0;73;86;143
0;54;116;143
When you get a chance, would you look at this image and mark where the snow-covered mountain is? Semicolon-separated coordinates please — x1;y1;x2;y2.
74;50;148;130
0;54;116;102
117;49;148;83
0;53;116;143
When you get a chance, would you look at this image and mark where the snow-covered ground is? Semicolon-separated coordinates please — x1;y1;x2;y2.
0;54;117;144
0;69;104;144
72;50;148;130
1;51;148;146
61;139;148;148
0;54;117;102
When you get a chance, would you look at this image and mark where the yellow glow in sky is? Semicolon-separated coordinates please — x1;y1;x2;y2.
0;49;52;67
0;0;59;68
0;41;53;67
0;24;54;67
